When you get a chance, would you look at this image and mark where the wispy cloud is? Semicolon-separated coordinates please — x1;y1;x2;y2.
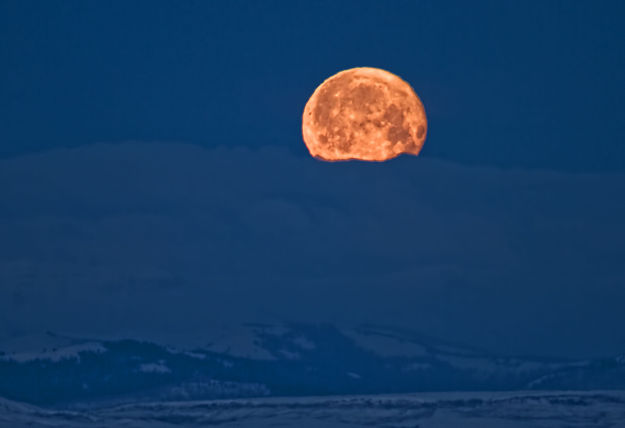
1;142;624;357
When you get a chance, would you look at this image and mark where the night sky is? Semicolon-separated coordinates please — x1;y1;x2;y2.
1;1;625;358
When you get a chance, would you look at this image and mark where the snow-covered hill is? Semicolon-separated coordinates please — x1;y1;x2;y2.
1;324;624;406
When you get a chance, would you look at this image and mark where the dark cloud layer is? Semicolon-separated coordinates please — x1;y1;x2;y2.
1;143;624;357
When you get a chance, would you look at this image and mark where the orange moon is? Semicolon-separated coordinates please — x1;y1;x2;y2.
302;67;427;162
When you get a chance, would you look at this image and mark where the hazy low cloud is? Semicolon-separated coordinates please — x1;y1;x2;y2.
1;143;624;357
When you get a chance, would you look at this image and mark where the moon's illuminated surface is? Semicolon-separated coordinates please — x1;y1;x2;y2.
302;67;427;161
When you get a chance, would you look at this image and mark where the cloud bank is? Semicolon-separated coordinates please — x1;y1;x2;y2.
1;143;624;357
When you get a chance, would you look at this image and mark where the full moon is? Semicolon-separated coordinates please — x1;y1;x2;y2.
302;67;427;162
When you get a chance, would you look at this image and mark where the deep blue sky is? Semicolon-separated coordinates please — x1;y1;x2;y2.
2;1;625;358
2;0;625;171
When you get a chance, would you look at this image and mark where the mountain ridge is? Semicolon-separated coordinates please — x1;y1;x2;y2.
1;323;624;407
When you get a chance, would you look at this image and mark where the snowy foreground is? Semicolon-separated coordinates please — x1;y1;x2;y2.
1;391;625;428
